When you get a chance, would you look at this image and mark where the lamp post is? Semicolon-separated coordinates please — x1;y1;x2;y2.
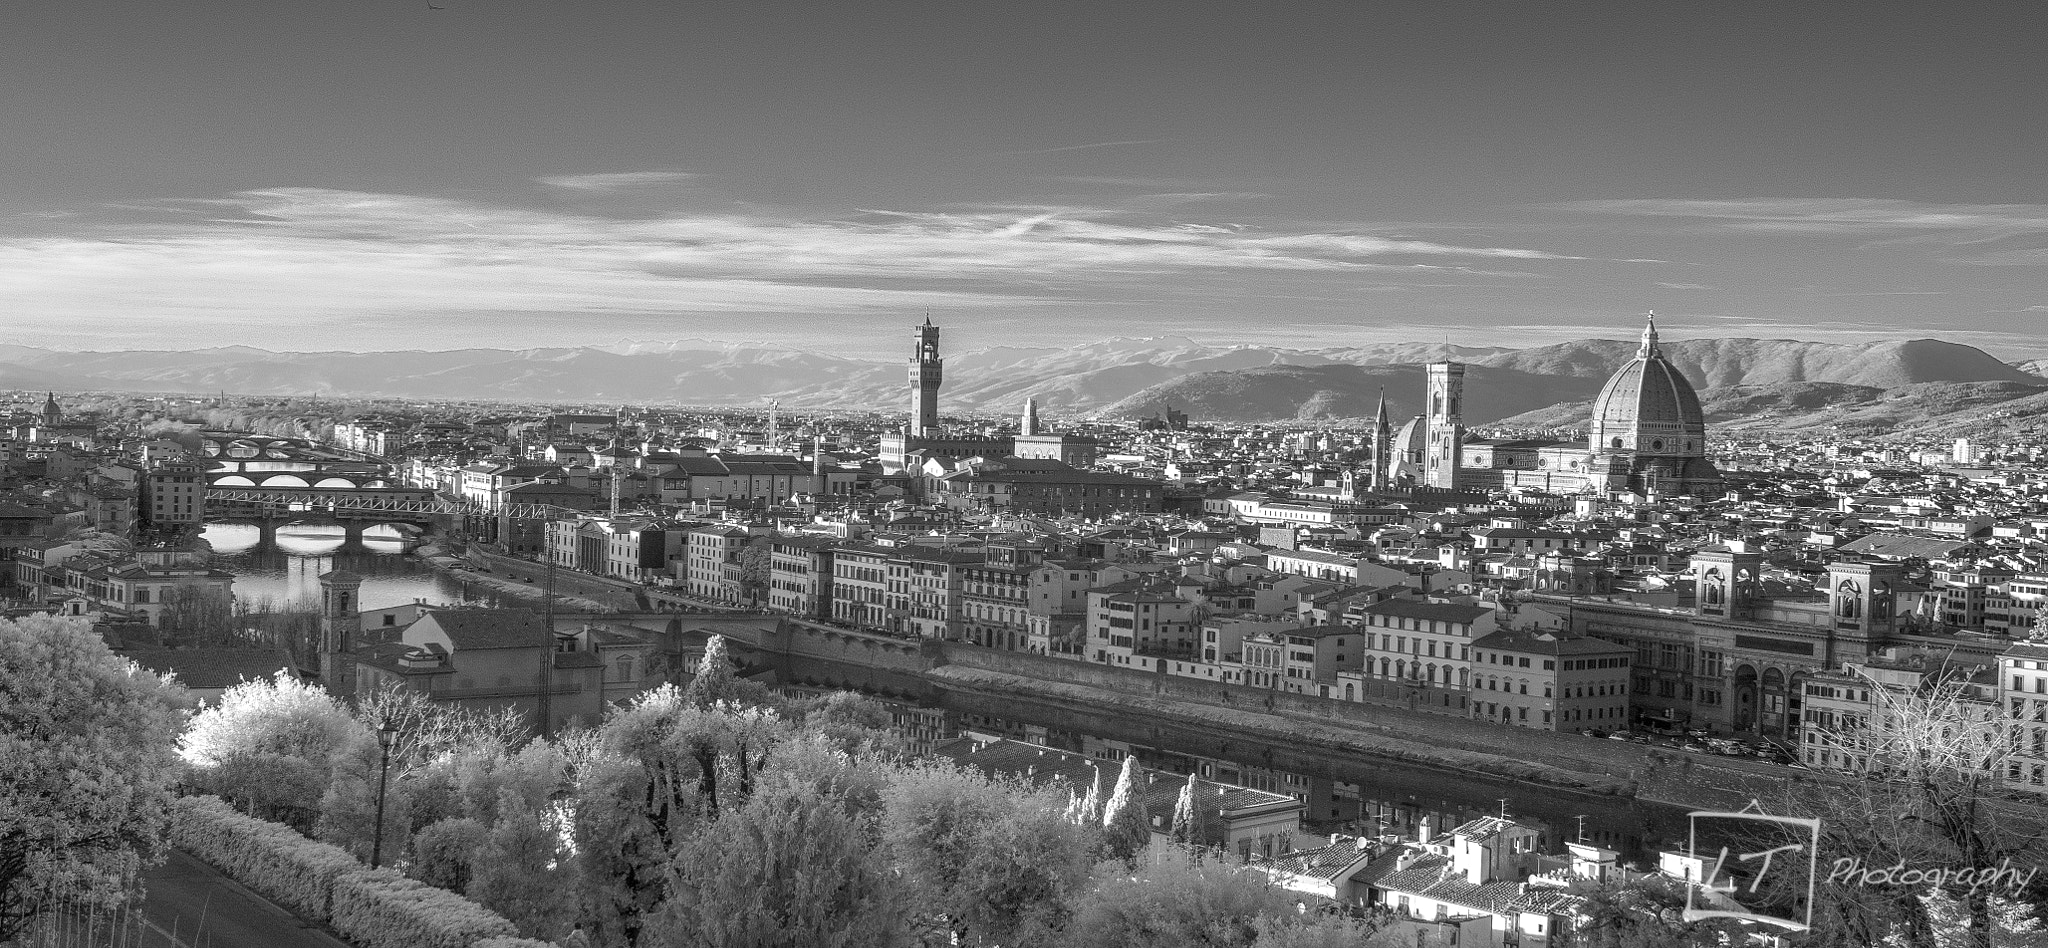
370;719;398;869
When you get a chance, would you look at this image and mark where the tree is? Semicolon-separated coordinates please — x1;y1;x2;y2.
181;670;359;766
314;731;413;866
880;763;1096;946
1100;755;1152;865
1168;774;1219;850
467;796;576;943
734;544;772;607
180;670;360;829
657;780;903;948
156;586;243;648
0;615;188;941
1562;875;1750;948
1063;847;1337;948
408;817;488;893
680;635;774;710
1778;667;2048;947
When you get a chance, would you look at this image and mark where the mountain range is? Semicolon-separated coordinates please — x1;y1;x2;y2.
2;336;2043;435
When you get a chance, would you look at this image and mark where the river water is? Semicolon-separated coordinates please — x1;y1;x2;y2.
204;522;1685;859
203;523;512;612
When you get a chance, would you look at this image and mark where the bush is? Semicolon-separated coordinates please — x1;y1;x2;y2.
169;795;360;923
331;867;520;948
409;817;490;893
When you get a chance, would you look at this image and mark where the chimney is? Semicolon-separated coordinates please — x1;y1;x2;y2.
1417;816;1433;845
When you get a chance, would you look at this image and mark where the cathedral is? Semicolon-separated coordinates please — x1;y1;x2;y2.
1370;315;1723;499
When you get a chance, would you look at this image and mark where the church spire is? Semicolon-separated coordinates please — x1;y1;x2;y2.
1638;312;1660;359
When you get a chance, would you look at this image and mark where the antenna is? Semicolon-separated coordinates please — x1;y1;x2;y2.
1575;814;1588;844
538;553;555;739
1497;798;1509;819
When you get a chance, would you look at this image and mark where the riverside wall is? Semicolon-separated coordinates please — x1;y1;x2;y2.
934;642;1656;779
731;618;1815;805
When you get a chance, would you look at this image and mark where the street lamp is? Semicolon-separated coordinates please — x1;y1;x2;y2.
370;719;398;869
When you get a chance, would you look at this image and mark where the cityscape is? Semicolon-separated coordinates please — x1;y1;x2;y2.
6;5;2048;948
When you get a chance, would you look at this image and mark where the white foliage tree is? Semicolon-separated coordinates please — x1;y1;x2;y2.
0;616;189;941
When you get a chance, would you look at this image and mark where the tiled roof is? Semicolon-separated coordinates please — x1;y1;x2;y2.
125;647;296;689
1471;628;1630;657
1257;837;1381;880
1359;599;1493;624
1354;846;1585;919
416;608;552;650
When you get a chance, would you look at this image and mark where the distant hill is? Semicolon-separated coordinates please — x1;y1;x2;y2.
1495;379;2048;438
1099;364;1603;425
0;335;2040;431
1478;337;2039;388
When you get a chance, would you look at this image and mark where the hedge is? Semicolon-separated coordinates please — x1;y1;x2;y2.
330;868;519;948
169;795;360;923
171;795;548;948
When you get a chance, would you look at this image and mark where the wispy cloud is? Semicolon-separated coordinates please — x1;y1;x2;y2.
537;171;697;192
963;139;1168;159
1564;198;2048;234
1656;282;1713;290
0;184;1592;336
1564;197;2048;260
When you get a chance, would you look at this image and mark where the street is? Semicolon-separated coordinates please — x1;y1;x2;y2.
136;851;349;948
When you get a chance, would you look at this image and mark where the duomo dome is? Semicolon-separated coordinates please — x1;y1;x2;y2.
1588;315;1706;459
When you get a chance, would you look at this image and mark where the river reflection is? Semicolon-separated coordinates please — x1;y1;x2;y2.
203;523;509;612
946;702;1691;863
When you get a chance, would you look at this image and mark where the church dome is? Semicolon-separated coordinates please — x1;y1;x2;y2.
1588;315;1706;458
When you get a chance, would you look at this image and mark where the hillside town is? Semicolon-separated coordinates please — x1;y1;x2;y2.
6;315;2048;945
10;317;2048;768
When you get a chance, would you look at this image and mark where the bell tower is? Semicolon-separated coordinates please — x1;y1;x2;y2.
1369;388;1393;493
1828;560;1901;639
1693;546;1763;620
1423;361;1465;489
318;570;365;697
909;318;943;437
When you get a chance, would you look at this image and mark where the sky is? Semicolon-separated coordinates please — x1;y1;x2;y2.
5;2;2047;359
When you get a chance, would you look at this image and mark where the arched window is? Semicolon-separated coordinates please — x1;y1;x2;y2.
1611;437;1623;449
1838;581;1862;619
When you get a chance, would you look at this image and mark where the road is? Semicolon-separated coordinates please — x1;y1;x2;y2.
464;547;756;614
136;850;349;948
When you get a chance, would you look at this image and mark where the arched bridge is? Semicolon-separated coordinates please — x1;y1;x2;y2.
206;485;576;521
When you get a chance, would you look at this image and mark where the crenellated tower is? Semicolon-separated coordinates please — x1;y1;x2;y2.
909;317;943;437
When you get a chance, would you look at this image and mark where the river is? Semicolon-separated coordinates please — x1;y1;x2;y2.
203;524;1690;861
203;522;512;612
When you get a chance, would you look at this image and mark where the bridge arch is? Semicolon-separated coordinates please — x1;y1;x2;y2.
213;475;256;487
313;477;360;488
259;473;311;488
